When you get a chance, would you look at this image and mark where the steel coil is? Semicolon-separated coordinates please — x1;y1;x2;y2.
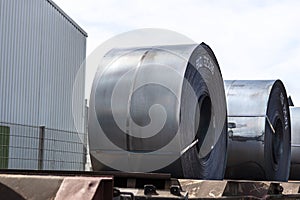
289;107;300;180
88;43;227;179
225;80;291;181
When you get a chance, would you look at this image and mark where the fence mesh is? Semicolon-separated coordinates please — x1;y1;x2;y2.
0;122;87;170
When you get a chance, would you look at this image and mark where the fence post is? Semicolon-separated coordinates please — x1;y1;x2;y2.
38;126;45;170
83;99;88;170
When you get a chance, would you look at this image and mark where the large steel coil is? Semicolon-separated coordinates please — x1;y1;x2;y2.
289;107;300;180
225;80;291;181
88;43;227;179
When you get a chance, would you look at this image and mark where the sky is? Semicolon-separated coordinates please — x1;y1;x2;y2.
54;0;300;105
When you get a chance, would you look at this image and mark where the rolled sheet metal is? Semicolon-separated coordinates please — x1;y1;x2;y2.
88;43;228;179
289;107;300;180
225;80;291;181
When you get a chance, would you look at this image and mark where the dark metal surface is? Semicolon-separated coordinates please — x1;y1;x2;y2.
89;43;227;179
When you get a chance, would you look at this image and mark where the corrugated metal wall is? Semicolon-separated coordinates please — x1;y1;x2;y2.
0;0;87;170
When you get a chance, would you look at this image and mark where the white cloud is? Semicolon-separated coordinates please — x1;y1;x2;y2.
54;0;300;104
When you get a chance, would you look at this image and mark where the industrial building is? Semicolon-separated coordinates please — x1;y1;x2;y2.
0;0;87;170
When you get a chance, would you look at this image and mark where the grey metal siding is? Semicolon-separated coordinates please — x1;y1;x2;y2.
0;0;87;170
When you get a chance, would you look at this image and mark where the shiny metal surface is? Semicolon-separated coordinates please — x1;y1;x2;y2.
289;107;300;179
89;43;227;178
225;80;291;181
225;80;275;139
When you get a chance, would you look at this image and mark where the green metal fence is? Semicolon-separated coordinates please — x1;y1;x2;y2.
0;126;10;168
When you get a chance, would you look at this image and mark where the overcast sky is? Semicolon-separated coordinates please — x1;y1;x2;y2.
54;0;300;105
